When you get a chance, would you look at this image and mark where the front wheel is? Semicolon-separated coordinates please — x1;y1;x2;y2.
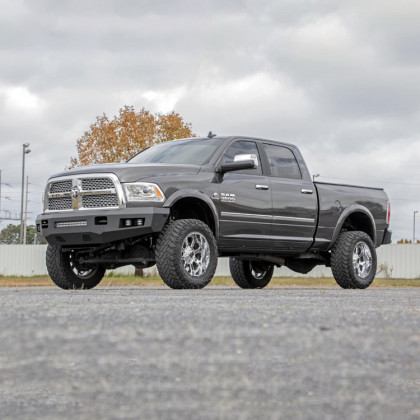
46;245;105;290
155;219;218;289
230;258;274;289
331;231;377;289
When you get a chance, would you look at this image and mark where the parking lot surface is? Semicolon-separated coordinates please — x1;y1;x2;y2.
0;286;419;419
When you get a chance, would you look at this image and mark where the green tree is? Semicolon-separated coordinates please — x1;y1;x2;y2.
0;224;46;244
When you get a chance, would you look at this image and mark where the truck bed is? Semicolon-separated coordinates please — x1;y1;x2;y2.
313;181;389;250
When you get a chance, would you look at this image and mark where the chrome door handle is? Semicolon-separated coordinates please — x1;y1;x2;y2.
256;185;269;190
301;189;313;194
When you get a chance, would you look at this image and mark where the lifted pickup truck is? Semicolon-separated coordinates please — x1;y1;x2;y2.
37;135;391;290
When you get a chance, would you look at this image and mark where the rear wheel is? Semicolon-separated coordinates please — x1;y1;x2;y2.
46;245;105;290
156;219;218;289
331;231;377;289
230;258;274;289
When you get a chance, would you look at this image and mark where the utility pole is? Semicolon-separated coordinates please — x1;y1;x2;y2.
0;169;2;229
20;143;31;244
23;176;29;245
414;210;419;245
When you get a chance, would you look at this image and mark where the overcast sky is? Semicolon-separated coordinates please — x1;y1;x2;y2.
0;0;419;241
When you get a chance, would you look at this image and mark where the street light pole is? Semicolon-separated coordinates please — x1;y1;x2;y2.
23;176;29;245
20;143;31;244
414;210;419;245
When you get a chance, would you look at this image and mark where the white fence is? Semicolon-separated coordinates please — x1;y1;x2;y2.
215;245;420;279
0;245;138;277
0;244;419;279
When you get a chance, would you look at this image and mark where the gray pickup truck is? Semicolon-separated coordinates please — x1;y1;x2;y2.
37;135;391;290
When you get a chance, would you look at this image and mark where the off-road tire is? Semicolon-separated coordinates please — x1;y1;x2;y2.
46;245;105;290
155;219;218;289
229;258;274;289
331;231;377;289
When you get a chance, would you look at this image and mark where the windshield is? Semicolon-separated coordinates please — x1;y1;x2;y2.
128;138;224;165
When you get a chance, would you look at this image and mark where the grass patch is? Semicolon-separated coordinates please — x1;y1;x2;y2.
0;276;54;287
0;275;419;288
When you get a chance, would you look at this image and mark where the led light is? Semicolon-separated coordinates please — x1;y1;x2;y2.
125;219;133;227
136;218;144;226
123;182;165;202
55;221;88;228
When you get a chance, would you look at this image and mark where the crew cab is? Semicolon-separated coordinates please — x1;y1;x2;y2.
37;135;391;290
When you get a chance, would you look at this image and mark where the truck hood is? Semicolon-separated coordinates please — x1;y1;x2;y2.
50;163;201;183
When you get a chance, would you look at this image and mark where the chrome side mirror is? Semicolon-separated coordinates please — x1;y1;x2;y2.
233;154;258;168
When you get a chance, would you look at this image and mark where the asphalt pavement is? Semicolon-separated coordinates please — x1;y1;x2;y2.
0;286;419;420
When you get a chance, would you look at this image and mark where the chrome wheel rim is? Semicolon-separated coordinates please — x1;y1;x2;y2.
181;232;210;277
352;241;372;279
249;262;267;280
69;253;98;279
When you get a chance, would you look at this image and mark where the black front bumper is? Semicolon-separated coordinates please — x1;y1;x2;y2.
36;207;170;246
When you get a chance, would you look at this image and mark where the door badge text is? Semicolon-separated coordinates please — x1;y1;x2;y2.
221;192;236;203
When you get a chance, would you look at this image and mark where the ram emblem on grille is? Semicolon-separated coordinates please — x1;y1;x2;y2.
71;186;80;199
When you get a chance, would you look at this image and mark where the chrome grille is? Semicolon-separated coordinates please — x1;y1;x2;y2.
50;180;72;194
48;197;72;211
81;178;114;191
45;174;123;212
82;194;119;208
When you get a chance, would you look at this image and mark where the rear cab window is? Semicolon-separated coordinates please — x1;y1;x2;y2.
263;143;302;179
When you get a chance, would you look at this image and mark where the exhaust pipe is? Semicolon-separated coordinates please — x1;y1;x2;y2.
258;255;285;266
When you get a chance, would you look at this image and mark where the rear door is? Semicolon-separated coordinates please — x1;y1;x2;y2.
217;139;272;250
261;142;317;251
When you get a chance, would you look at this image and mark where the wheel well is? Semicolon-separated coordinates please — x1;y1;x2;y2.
170;197;216;235
341;212;374;241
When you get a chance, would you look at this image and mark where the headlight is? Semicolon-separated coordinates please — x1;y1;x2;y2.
123;182;165;202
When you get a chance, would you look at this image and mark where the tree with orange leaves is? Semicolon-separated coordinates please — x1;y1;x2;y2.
70;106;195;167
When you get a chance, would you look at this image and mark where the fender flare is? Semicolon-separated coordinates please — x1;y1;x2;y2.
163;190;219;238
329;204;376;250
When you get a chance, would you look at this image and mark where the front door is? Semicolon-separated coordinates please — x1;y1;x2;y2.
217;139;272;251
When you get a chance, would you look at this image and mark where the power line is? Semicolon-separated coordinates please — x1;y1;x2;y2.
1;192;41;197
0;198;36;203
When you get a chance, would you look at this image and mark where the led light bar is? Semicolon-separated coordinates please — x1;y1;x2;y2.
55;221;88;228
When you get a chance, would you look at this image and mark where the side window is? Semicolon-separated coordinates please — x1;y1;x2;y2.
263;144;302;179
222;140;262;175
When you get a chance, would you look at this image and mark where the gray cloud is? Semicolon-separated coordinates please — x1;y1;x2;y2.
0;0;419;240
